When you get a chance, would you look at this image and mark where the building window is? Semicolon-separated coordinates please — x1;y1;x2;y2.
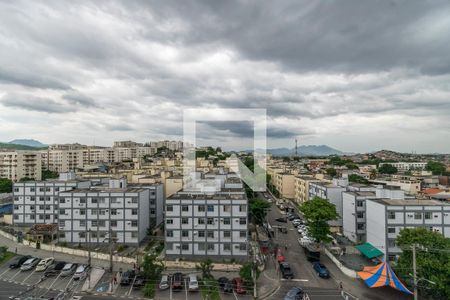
91;209;98;215
198;243;205;251
223;218;231;225
224;231;231;238
111;209;117;215
80;220;86;227
207;218;214;225
223;243;231;251
59;198;65;203
239;205;246;212
46;187;51;192
182;230;189;238
356;212;364;218
388;227;396;234
131;209;138;215
207;244;215;251
39;187;44;192
198;218;206;225
181;244;189;251
207;205;214;212
182;205;189;212
131;197;138;203
91;198;98;204
166;219;173;225
424;212;432;220
59;209;65;215
356;201;363;207
166;205;173;212
131;220;138;227
99;209;106;215
207;231;214;238
29;215;35;220
166;230;173;237
111;220;117;227
181;218;188;224
98;220;105;227
92;220;98;227
14;188;19;192
59;220;65;227
388;239;396;247
80;198;86;204
131;232;138;238
387;212;396;220
198;205;206;212
239;244;246;251
45;215;50;220
240;231;246;238
239;218;247;225
414;212;422;220
198;230;205;237
79;232;86;238
223;205;231;212
30;188;35;192
357;224;365;230
30;196;35;202
80;209;86;215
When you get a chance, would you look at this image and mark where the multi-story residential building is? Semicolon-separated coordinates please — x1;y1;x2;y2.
164;174;248;261
366;198;450;261
379;162;427;171
342;191;376;243
129;183;164;227
58;186;149;245
294;176;319;204
273;173;295;199
12;173;91;226
308;179;347;228
371;177;421;195
0;151;42;181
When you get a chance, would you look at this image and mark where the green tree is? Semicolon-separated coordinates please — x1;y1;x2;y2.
425;161;446;175
299;197;338;243
196;259;213;279
239;262;256;290
378;164;398;174
249;198;271;225
42;170;59;180
369;169;377;179
348;174;369;184
345;162;359;170
325;168;337;177
142;253;164;281
395;228;450;299
0;178;13;193
19;177;35;182
143;283;156;297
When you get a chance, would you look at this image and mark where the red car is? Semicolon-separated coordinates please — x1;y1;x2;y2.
232;278;246;294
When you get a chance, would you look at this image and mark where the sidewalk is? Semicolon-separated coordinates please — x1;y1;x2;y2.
257;255;279;299
0;232;132;272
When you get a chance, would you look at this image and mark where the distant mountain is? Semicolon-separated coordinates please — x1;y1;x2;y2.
0;142;42;150
8;139;47;148
267;145;345;156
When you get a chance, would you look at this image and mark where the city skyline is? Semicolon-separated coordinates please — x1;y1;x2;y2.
1;1;450;153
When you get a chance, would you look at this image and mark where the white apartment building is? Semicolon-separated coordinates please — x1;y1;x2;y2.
366;199;450;261
0;151;42;182
379;162;427;171
12;173;91;226
342;191;376;243
129;183;164;227
309;179;347;228
165;174;248;261
58;186;149;245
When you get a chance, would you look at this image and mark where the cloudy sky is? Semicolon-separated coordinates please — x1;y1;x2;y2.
1;0;450;153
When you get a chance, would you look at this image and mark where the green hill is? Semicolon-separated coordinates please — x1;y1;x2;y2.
0;142;47;150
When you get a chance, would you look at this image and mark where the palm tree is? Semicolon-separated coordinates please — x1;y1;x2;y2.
196;259;213;279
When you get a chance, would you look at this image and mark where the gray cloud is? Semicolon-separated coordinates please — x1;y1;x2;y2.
1;94;75;113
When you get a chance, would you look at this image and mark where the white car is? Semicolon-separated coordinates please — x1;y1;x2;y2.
159;275;169;290
35;257;54;272
73;265;88;280
188;274;199;291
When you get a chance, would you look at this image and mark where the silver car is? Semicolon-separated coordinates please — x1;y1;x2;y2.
60;263;78;277
20;258;40;271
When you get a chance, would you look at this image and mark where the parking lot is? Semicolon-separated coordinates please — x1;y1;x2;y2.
0;255;88;299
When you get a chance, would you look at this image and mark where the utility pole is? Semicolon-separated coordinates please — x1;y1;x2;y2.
109;228;113;273
412;244;418;300
88;229;91;290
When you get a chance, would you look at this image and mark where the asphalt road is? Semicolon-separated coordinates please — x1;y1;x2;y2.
261;193;342;300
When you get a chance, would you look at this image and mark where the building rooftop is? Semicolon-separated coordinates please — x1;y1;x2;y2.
60;188;145;193
345;191;376;197
370;198;450;206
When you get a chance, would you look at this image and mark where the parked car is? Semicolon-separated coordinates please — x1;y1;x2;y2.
73;265;88;280
280;262;294;279
188;274;199;291
20;257;40;271
284;287;304;300
9;255;31;269
217;277;233;293
232;278;246;294
313;262;330;278
172;272;183;291
276;217;287;223
36;257;54;272
133;272;146;288
292;219;302;226
60;263;78;277
276;248;285;263
159;275;170;290
44;261;66;277
120;270;136;285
